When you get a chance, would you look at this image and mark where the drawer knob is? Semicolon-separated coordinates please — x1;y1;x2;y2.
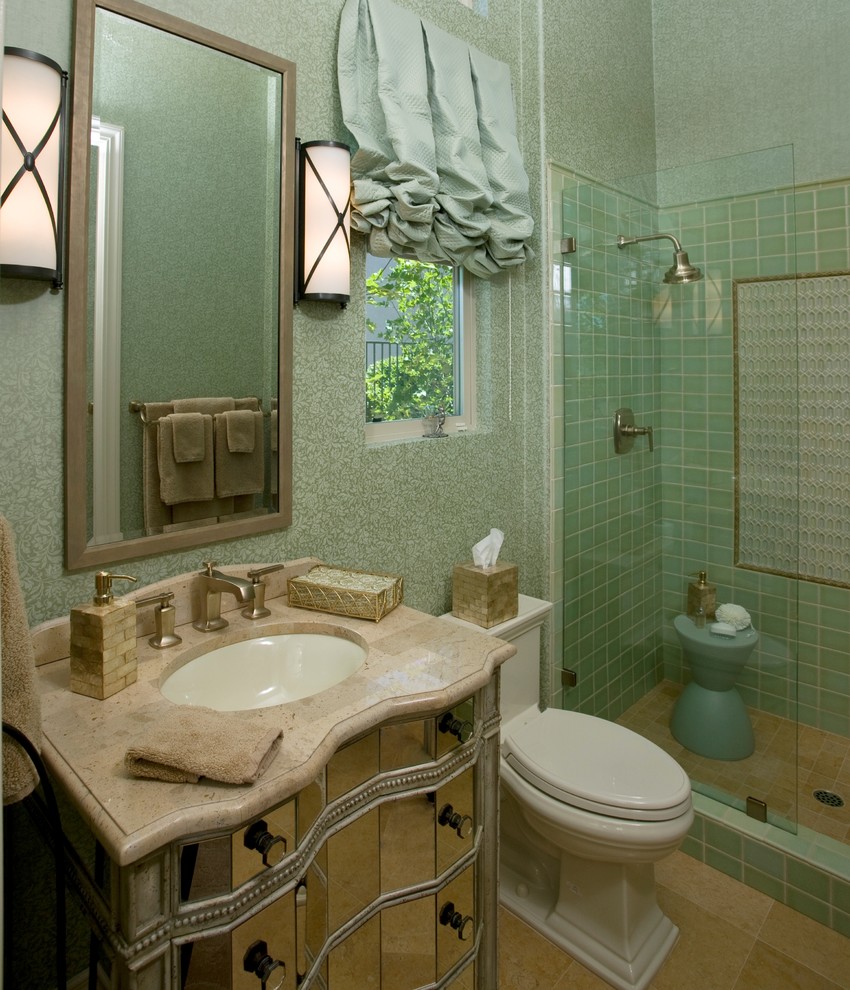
438;711;473;742
439;901;474;941
243;940;285;988
438;803;473;839
244;819;287;867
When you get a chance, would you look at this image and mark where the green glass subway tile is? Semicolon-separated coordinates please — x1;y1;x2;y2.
815;186;847;209
730;258;759;278
817;249;850;270
705;820;743;858
759;234;789;257
816;227;848;252
814;206;847;230
705;846;743;881
731;218;757;239
795;210;816;233
786;887;831;927
705;222;730;244
787;858;831;901
818;710;850;736
742;836;785;878
759;256;789;276
757;214;787;238
706;242;731;263
731;238;758;260
831;910;850;940
816;584;850;610
757;195;786;217
743;866;786;902
730;200;757;221
831;879;850;915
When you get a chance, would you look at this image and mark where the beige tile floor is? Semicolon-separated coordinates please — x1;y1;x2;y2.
617;681;850;842
499;851;850;989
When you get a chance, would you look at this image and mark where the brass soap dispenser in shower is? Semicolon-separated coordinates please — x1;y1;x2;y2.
687;571;716;623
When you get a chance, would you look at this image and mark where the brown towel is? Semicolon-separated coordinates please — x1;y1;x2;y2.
173;397;236;417
170;412;207;463
213;411;264;498
125;706;282;784
1;515;42;804
158;414;215;504
224;409;257;453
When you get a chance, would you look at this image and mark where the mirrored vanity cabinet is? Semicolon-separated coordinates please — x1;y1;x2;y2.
60;691;497;989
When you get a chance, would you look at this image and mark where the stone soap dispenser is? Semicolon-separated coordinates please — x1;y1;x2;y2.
687;570;716;623
70;571;139;700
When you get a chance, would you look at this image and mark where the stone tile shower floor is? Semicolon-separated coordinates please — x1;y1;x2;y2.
499;851;850;988
616;680;850;843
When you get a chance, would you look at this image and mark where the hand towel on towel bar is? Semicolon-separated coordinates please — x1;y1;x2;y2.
125;706;282;784
214;410;264;497
158;414;215;504
225;408;257;453
170;411;206;463
1;515;42;804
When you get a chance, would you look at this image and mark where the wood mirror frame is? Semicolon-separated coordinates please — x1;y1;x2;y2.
65;0;294;570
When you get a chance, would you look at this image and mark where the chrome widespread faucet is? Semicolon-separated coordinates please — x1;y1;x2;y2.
242;563;287;620
193;561;254;632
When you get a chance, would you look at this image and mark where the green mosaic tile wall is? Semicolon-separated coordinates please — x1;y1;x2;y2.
554;170;665;719
659;176;850;738
554;162;850;739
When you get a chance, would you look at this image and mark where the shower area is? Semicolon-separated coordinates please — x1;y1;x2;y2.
551;146;850;923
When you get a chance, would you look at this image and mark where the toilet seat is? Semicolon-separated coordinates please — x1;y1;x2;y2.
503;709;691;822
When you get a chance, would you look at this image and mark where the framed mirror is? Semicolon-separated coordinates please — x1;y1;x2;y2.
65;0;294;569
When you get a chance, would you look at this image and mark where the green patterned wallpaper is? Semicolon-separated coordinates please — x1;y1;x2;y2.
0;0;550;627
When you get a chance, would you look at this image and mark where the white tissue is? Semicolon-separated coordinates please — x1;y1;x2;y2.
472;528;504;568
710;622;737;638
715;603;752;630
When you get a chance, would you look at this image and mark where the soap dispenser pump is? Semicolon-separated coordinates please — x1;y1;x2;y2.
70;571;139;700
687;570;716;621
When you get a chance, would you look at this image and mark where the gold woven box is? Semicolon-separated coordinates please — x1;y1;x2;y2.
287;565;404;622
452;561;518;628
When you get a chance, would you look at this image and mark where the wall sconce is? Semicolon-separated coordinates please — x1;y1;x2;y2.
295;138;351;307
1;47;68;289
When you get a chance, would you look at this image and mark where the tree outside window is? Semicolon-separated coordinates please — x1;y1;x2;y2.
365;257;457;423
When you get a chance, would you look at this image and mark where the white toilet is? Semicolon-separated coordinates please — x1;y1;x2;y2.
443;596;693;990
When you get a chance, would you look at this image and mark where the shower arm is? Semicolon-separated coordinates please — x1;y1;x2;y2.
617;232;684;252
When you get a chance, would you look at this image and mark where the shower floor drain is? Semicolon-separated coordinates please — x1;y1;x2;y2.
813;789;845;808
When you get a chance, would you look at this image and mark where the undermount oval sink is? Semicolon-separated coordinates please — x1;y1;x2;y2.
160;633;367;711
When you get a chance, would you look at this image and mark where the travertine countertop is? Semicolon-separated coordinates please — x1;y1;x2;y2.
35;560;514;865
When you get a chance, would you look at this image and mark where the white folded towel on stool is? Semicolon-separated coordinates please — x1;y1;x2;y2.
715;603;752;629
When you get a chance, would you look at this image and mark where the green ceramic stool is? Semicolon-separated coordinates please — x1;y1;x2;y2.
671;614;759;761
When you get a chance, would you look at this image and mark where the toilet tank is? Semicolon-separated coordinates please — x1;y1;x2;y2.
441;595;552;724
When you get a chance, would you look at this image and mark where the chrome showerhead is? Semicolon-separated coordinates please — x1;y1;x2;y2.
617;232;703;284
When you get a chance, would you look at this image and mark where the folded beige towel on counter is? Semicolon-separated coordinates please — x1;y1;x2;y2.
1;515;42;805
125;707;282;784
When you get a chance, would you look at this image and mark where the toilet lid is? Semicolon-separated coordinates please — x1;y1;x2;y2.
503;709;691;822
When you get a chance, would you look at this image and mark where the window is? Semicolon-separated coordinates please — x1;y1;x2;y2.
365;255;475;442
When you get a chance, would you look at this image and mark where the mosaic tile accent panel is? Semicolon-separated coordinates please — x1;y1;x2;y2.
736;273;850;588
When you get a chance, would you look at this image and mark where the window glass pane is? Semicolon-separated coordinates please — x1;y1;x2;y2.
365;255;459;424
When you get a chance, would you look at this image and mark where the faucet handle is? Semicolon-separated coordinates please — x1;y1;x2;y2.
201;560;217;575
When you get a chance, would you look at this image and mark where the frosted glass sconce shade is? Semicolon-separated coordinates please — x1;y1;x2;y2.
296;139;351;306
1;47;68;288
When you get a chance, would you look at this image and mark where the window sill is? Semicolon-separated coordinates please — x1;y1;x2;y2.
365;418;472;446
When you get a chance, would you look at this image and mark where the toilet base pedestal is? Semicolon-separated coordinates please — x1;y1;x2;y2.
500;854;678;990
671;681;754;760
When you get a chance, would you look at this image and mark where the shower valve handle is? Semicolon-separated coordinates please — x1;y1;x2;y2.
613;408;654;454
621;422;654;451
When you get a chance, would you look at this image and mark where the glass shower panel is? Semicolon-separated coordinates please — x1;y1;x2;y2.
557;145;801;834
